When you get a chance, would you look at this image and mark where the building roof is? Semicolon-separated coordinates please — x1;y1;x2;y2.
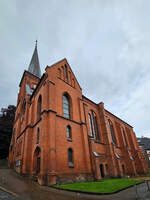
45;58;82;91
28;41;41;78
137;137;150;150
82;95;133;128
105;109;133;128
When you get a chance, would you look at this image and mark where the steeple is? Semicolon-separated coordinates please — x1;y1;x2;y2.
28;41;41;78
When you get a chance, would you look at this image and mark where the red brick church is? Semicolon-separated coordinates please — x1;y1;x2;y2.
8;43;148;185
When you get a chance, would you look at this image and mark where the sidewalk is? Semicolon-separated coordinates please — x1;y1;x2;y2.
0;168;150;200
143;192;150;200
0;188;23;200
0;169;31;200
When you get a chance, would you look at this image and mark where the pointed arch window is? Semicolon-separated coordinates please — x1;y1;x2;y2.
88;111;100;140
68;148;74;167
122;129;128;147
91;112;96;138
22;100;26;120
64;64;68;80
88;113;93;136
63;94;70;119
37;95;42;120
108;119;117;145
66;125;72;140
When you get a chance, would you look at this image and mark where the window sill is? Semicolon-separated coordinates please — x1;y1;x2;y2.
89;135;94;139
67;138;72;142
68;162;74;168
94;140;104;144
89;136;103;144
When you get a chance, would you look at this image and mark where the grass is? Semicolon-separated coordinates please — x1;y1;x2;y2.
54;178;142;193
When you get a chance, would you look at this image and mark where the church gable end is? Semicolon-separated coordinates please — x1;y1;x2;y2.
46;58;82;92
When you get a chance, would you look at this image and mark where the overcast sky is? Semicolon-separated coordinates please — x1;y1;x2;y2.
0;0;150;138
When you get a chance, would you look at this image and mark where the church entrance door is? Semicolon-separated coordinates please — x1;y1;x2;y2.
100;164;104;178
34;147;41;175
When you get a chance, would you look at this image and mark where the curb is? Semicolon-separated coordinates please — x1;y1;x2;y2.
52;181;144;195
0;185;19;197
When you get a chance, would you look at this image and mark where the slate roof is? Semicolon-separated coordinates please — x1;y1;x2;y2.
28;41;41;78
137;137;150;150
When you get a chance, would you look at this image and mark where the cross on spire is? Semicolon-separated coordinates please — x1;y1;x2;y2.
35;40;37;48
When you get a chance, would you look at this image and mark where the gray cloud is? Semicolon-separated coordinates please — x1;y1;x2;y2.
0;0;150;137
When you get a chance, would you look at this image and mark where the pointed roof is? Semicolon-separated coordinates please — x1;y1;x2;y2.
28;41;41;78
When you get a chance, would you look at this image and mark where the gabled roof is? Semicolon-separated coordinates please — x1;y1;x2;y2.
105;109;133;128
28;41;41;78
82;95;133;128
46;58;82;91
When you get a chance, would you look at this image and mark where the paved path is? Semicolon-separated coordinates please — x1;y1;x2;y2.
0;188;23;200
0;168;150;200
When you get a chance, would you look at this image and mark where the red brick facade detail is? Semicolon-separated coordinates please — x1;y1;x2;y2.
8;58;148;185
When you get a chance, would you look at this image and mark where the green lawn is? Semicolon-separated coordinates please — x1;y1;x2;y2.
54;178;142;193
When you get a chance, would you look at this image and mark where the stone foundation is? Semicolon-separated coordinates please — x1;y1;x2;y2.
56;173;94;185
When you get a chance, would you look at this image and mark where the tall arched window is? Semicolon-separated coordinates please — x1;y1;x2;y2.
63;94;70;119
66;125;72;140
37;95;42;120
22;100;26;120
88;113;93;136
68;148;74;167
88;111;100;140
91;111;96;138
64;64;68;80
122;129;128;147
108;119;117;145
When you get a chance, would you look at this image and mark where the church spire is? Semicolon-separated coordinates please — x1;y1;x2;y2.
28;41;41;78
